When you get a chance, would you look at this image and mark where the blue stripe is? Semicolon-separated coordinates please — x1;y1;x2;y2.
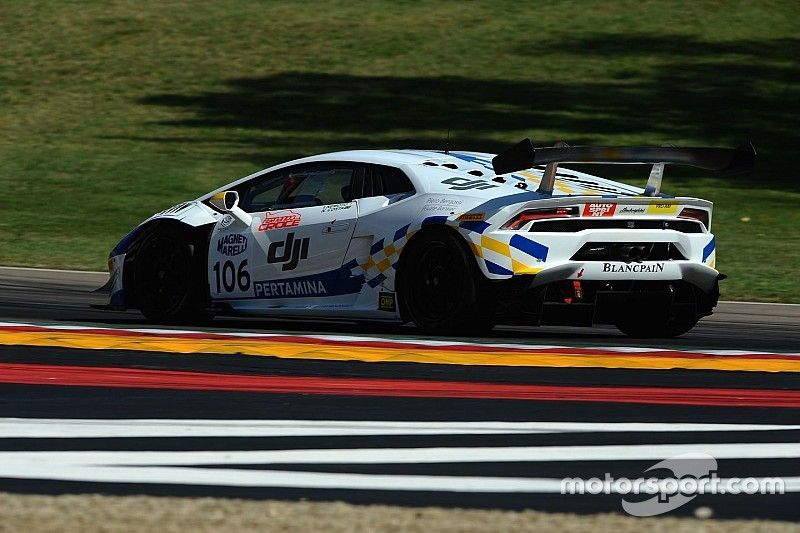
470;191;545;214
394;223;411;242
421;215;448;226
459;220;490;234
111;225;146;256
702;237;716;262
449;152;495;171
484;259;513;276
367;273;387;288
509;234;549;262
370;238;385;255
253;269;365;299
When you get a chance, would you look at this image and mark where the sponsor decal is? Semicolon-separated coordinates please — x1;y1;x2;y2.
582;203;616;217
321;203;353;213
378;292;396;312
647;202;679;215
603;263;665;273
441;177;498;191
219;214;235;228
255;280;327;298
617;206;647;215
422;197;464;213
216;234;248;257
267;232;309;271
258;210;301;231
253;272;365;299
457;212;486;222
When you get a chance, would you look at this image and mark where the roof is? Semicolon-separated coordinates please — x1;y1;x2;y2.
202;149;645;201
297;149;644;197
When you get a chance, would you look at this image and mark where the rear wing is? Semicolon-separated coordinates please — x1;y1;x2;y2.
491;139;756;196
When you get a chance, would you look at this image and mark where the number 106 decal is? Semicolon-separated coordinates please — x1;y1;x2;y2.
213;259;251;293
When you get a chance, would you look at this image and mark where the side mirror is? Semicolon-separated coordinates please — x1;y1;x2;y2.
210;190;252;227
223;190;239;210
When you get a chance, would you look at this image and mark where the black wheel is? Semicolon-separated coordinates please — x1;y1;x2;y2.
398;228;494;335
133;225;209;324
615;313;699;338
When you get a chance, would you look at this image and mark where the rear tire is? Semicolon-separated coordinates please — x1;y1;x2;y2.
133;225;210;324
398;228;494;335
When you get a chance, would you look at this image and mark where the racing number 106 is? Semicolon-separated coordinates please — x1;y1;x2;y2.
213;260;251;293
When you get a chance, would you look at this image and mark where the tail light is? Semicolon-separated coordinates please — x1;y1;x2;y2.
502;207;579;230
678;208;710;230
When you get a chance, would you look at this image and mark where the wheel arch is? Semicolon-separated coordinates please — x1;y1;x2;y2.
395;223;486;323
122;219;215;311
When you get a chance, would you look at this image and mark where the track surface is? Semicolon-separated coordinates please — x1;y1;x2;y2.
0;267;798;521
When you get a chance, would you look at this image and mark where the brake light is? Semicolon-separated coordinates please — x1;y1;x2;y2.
502;207;578;230
678;208;710;229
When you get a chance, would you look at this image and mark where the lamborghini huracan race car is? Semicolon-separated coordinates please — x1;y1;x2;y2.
101;139;755;337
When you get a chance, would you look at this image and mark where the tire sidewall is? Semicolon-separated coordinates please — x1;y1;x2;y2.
398;227;490;333
133;224;207;323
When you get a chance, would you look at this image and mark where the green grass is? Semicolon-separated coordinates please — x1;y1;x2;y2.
0;0;798;301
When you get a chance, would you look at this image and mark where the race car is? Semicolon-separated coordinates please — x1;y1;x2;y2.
101;139;755;337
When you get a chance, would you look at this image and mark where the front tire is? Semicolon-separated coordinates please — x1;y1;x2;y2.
398;228;494;335
133;225;209;324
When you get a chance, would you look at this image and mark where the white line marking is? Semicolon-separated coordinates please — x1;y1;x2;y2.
2;419;799;438
0;449;798;492
1;443;797;467
0;266;106;275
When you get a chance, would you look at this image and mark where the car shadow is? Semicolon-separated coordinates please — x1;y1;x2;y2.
132;34;799;191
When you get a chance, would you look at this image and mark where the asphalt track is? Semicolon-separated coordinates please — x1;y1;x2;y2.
0;267;798;521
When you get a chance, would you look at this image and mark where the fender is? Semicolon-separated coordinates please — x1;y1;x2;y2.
105;201;220;309
111;201;220;256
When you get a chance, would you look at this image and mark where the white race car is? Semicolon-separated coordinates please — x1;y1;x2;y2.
102;139;754;337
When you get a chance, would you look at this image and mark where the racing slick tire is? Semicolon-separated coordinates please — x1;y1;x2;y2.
132;224;210;324
614;313;699;338
398;227;494;335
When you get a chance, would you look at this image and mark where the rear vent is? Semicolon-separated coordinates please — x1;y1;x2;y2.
571;242;686;262
442;163;458;169
468;169;484;176
423;161;439;166
529;219;703;233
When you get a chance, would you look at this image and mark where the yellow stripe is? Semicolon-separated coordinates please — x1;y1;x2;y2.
469;241;483;258
480;235;510;257
512;259;543;275
377;258;392;272
0;331;797;373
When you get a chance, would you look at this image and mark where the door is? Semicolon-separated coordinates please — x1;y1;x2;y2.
208;163;361;309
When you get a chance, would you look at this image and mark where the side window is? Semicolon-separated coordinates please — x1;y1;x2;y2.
237;164;355;212
356;165;415;199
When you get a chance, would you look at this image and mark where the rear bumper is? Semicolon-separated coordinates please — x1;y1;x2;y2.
493;267;722;327
529;260;720;293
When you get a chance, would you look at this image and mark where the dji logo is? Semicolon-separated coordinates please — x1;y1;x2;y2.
267;232;309;271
